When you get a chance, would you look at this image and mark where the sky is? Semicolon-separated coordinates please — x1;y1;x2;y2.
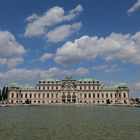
0;0;140;97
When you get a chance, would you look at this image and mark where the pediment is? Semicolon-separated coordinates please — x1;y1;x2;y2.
63;85;75;91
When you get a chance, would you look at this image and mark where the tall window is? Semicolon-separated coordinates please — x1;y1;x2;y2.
102;94;104;98
124;93;126;98
25;93;27;98
106;93;108;98
84;93;86;98
89;93;91;98
29;93;32;98
119;93;121;98
47;93;49;98
11;93;14;98
38;93;40;98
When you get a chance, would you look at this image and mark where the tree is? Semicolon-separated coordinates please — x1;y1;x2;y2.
2;86;5;101
0;90;2;102
5;87;9;100
106;99;111;104
25;99;31;104
135;98;140;104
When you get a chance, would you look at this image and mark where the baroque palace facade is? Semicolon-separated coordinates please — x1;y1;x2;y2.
8;77;130;105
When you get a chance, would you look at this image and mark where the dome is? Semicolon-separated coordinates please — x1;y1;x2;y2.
10;83;19;88
117;82;127;88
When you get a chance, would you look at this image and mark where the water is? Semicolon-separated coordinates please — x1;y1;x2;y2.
0;105;140;140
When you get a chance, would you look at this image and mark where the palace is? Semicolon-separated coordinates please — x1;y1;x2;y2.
8;77;130;105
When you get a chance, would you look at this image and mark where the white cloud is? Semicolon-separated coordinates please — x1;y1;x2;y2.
0;67;88;86
127;0;140;14
0;30;26;67
24;5;83;37
45;67;89;78
39;53;53;62
92;65;122;73
130;82;140;90
55;32;140;65
46;22;82;43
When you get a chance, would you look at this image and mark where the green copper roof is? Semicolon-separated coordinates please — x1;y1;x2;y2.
10;83;19;88
117;82;127;88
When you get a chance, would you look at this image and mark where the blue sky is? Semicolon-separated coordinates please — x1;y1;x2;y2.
0;0;140;97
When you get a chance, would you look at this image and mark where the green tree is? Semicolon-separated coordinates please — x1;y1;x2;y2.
0;90;2;102
2;86;6;101
135;98;140;104
106;99;111;104
5;87;9;100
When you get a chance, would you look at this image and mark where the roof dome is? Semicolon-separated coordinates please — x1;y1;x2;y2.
117;82;127;88
10;83;19;88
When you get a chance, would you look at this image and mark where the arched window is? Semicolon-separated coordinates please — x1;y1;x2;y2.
67;93;71;102
62;93;66;103
72;94;76;103
89;93;91;98
124;93;126;98
11;93;14;98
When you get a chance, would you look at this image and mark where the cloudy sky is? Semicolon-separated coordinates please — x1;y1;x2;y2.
0;0;140;97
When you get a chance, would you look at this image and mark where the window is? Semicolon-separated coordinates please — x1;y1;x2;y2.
38;93;40;98
93;94;95;98
106;93;108;98
21;94;23;98
124;93;126;98
119;93;121;98
16;94;18;98
56;93;58;98
39;86;40;90
84;93;86;98
30;93;32;98
34;94;36;98
97;93;99;98
110;94;112;98
43;93;45;98
12;93;14;98
47;87;49;90
102;94;104;98
43;86;45;90
25;93;27;98
47;93;49;98
89;93;91;98
56;87;58;90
